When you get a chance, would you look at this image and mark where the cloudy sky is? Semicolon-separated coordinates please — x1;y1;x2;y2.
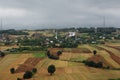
0;0;120;29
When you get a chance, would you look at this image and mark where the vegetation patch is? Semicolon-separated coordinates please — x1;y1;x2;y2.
33;53;46;58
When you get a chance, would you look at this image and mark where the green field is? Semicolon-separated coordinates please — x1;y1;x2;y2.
33;53;46;58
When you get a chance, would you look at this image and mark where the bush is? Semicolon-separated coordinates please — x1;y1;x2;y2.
85;61;103;68
0;51;5;57
47;51;59;60
32;68;37;73
57;51;62;56
10;68;15;74
23;71;33;79
47;51;50;56
49;54;59;60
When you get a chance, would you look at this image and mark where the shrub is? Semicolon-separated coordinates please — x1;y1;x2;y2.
0;51;5;57
17;78;21;80
32;68;37;73
10;68;15;74
93;50;97;55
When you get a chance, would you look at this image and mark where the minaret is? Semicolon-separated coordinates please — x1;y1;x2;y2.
95;27;97;33
55;31;58;39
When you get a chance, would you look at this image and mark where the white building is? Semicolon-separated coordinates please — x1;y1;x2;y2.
68;32;76;37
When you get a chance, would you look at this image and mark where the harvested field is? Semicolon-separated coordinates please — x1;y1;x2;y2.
15;57;43;73
99;51;120;68
60;52;92;62
85;45;120;68
70;48;91;53
0;44;120;80
32;58;120;80
106;45;120;51
97;46;120;65
48;48;91;54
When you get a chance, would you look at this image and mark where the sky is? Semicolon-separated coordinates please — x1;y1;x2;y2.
0;0;120;29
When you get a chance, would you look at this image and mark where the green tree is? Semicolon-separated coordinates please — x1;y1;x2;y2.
47;65;56;75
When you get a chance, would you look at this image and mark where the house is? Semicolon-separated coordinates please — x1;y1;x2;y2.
68;32;76;37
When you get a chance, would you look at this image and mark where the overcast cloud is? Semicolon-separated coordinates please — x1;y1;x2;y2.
0;0;120;29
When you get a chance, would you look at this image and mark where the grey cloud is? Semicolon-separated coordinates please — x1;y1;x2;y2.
0;0;120;29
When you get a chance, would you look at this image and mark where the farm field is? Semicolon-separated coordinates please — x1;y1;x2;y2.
0;44;120;80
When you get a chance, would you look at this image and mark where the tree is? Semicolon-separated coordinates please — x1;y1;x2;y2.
93;50;97;55
10;68;15;74
32;68;37;73
47;65;56;75
23;71;33;79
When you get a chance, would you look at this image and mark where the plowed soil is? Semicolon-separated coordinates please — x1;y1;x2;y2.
15;57;43;73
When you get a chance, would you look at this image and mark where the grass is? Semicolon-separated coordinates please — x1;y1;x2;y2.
33;53;46;58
